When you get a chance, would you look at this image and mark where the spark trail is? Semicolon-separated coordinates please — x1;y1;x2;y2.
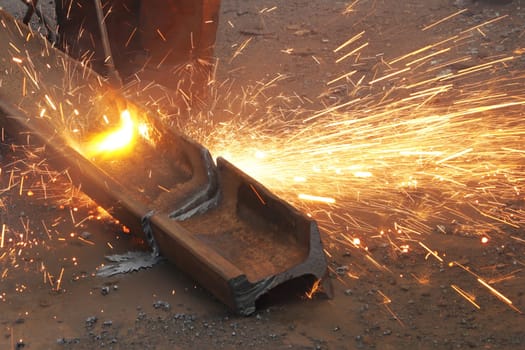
198;16;525;249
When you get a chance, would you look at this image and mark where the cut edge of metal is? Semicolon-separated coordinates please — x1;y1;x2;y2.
215;157;332;315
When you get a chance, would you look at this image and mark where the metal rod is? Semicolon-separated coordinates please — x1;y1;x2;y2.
93;0;123;88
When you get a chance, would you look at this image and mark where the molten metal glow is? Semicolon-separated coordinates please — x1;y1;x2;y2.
84;109;150;157
92;110;134;153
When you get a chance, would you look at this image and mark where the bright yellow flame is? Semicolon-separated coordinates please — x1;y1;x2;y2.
96;110;134;152
85;110;148;157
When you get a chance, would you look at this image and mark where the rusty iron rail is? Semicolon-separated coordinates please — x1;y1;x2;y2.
0;10;330;315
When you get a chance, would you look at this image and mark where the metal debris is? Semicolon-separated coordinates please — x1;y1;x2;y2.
96;251;165;277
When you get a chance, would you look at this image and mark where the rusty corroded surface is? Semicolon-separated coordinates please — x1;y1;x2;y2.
0;9;330;315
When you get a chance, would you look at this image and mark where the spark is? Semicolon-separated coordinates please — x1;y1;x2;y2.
411;273;429;285
230;37;252;63
451;262;521;313
156;29;167;42
451;284;480;309
377;290;405;327
419;242;442;262
55;267;64;292
365;254;391;273
19;175;24;196
460;15;508;34
435;148;473;164
334;30;365;53
477;278;521;313
343;1;360;15
369;67;411;85
422;9;469;31
305;279;321;299
157;185;170;193
44;94;57;111
335;42;369;63
69;208;76;224
125;27;137;47
74;215;93;228
298;194;335;204
8;41;20;53
77;236;95;246
1;224;5;248
260;6;277;14
510;236;525;244
327;70;357;86
250;184;266;205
